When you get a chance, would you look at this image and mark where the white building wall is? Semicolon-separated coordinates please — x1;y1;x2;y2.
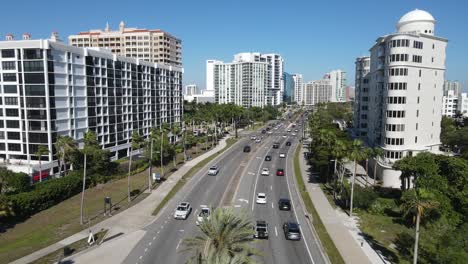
293;74;303;104
458;93;468;117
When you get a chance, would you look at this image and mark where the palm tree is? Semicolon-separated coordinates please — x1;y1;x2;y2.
147;128;159;192
181;207;259;264
331;139;348;199
81;131;99;225
171;123;182;167
316;128;337;182
35;145;49;182
371;147;385;186
128;131;143;202
347;139;370;217
54;135;77;177
400;188;438;264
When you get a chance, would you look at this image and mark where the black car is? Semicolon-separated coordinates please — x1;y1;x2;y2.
273;143;280;149
266;127;270;131
283;222;301;241
286;141;291;146
265;155;272;161
278;198;291;211
243;146;251;152
261;129;266;134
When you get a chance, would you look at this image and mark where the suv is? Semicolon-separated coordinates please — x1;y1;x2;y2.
208;166;219;175
283;222;301;240
278;198;291;210
286;141;291;146
196;207;211;226
264;155;272;161
174;202;192;220
254;221;269;239
243;146;251;152
276;169;285;176
273;143;280;149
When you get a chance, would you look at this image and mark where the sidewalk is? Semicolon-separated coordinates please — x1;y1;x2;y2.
298;147;386;264
11;136;231;264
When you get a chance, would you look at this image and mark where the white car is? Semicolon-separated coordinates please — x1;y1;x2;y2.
282;135;287;138
250;135;257;140
255;138;261;143
267;131;273;134
208;166;219;175
279;153;286;158
291;133;297;136
287;129;291;132
196;207;211;226
174;202;192;220
261;168;270;176
256;193;267;204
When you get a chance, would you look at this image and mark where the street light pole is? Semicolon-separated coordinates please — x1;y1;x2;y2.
148;138;153;192
160;130;164;178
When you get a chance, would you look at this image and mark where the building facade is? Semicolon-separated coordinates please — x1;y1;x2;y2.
458;93;468;117
0;38;182;177
69;22;182;67
292;74;304;104
354;9;447;188
354;56;371;138
442;90;459;117
184;84;199;96
303;79;332;106
283;72;294;103
327;69;347;102
443;80;461;96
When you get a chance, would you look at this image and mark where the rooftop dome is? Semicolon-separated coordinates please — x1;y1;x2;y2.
396;9;436;35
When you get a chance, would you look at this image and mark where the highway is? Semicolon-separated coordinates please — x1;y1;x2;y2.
124;120;326;264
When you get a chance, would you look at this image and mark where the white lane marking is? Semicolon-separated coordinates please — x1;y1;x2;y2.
256;156;261;159
144;248;148;252
270;185;273;190
238;198;249;204
139;256;143;259
161;226;164;229
234;204;241;208
149;242;152;246
275;226;278;237
164;220;168;224
176;239;182;250
153;236;156;240
179;229;184;232
248;172;255;175
271;202;274;208
285;146;315;264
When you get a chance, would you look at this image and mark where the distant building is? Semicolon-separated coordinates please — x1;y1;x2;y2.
292;74;304;104
303;79;332;106
443;80;461;96
354;56;371;138
326;69;347;102
283;72;295;103
68;22;182;67
458;93;468;117
442;90;459;117
346;86;355;101
184;84;199;96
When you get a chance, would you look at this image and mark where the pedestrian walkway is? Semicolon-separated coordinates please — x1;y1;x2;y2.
298;147;386;264
11;136;231;264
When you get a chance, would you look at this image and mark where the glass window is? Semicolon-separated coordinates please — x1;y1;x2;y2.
24;73;45;84
23;61;44;71
7;132;20;140
5;108;19;117
26;97;46;108
25;85;46;96
23;49;43;59
8;143;21;151
3;73;17;82
1;49;15;58
3;85;17;93
2;61;16;70
6;120;19;128
4;97;18;105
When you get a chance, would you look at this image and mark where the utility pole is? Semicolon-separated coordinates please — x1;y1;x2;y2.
160;129;164;178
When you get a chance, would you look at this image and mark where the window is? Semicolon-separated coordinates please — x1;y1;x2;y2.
26;97;46;108
23;61;44;72
25;85;45;96
390;39;409;48
6;120;20;128
3;85;17;93
419;70;422;77
387;82;407;90
5;108;19;117
28;133;48;143
385;151;402;159
4;97;18;105
385;137;404;145
389;54;408;62
415;136;418;143
2;61;16;70
7;132;20;140
418;83;421;90
386;110;406;118
8;143;21;151
385;124;405;132
387;97;406;104
416;110;419;117
412;55;423;63
389;68;408;76
24;73;45;84
23;49;43;59
3;73;17;82
413;41;424;49
416;123;418;130
1;49;15;58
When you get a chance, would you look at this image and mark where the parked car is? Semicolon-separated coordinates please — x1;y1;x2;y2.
196;207;211;226
264;155;272;161
255;138;261;143
278;198;291;210
283;222;301;240
261;168;270;176
174;202;192;220
254;220;269;239
243;146;251;152
208;166;219;175
250;135;257;140
276;169;285;176
256;193;267;204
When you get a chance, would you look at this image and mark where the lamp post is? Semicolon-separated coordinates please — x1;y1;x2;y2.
148;138;154;192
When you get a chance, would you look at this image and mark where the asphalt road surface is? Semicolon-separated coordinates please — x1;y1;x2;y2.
124;121;326;264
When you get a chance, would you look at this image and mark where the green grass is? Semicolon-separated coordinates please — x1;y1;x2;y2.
0;144;211;264
30;229;108;264
293;145;345;264
152;137;238;216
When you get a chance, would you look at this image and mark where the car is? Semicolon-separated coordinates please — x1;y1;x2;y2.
291;133;297;136
295;129;299;132
279;153;286;158
261;168;270;176
208;166;219;175
267;131;273;134
174;202;192;220
254;220;269;239
243;146;251;152
287;129;291;132
276;168;285;176
282;134;287;138
264;155;272;161
266;127;270;131
256;193;267;204
283;222;301;240
250;135;256;140
278;198;291;211
196;207;211;226
255;138;261;143
273;143;280;149
261;129;266;134
286;141;291;146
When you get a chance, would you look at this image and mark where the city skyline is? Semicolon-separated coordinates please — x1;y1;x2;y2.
0;0;466;90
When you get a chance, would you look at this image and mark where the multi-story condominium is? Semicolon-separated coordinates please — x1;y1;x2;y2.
292;74;304;104
283;72;294;103
69;22;182;67
303;79;332;106
326;69;347;102
442;90;459;117
184;84;199;96
458;93;468;117
0;37;183;177
354;56;371;138
354;9;447;188
207;57;268;107
443;80;461;96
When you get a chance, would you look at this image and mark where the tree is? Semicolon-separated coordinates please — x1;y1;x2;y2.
371;147;385;186
181;208;259;263
35;145;49;182
316;128;337;183
0;168;30;194
128;131;143;202
347;139;369;217
331;139;348;199
400;188;439;264
171;123;182;167
54;135;77;176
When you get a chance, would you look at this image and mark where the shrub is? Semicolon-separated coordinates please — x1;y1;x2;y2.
352;186;378;210
369;198;397;215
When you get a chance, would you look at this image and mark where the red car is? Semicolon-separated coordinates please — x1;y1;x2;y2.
276;169;285;176
32;171;49;183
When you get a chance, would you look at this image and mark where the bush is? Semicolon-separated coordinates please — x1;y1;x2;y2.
369;198;397;215
352;186;378;210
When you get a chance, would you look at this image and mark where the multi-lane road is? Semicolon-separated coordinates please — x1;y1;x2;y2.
124;121;326;264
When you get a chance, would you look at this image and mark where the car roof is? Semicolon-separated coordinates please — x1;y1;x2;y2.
258;193;266;196
256;220;267;225
262;167;268;170
210;165;218;168
286;222;299;228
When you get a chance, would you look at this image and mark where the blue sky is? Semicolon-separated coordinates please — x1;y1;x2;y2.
2;0;467;90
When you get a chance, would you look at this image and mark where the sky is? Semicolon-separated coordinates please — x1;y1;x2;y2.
2;0;467;90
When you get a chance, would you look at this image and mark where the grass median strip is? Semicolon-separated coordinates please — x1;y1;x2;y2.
152;138;238;216
293;145;345;264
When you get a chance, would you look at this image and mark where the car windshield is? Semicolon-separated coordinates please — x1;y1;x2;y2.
258;194;265;198
177;206;187;211
289;224;300;232
200;209;210;216
210;167;217;170
256;227;267;231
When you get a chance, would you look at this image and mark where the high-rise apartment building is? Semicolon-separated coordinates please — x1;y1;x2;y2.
458;93;468;117
292;74;304;104
207;53;283;108
442;90;459;117
354;56;371;138
69;22;182;67
326;69;347;102
303;79;332;106
283;72;294;103
354;9;447;188
0;38;182;177
443;80;461;96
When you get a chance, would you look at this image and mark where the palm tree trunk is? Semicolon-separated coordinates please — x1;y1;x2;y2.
127;147;133;202
80;153;87;225
365;159;369;187
373;161;378;187
183;127;187;162
160;131;164;178
39;160;42;182
350;159;357;217
413;211;421;264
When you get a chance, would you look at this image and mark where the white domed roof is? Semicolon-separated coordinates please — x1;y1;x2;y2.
397;9;435;26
